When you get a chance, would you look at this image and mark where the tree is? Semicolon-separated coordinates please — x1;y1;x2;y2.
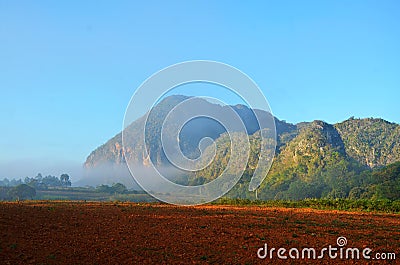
42;175;62;187
0;178;10;186
36;173;43;181
0;186;11;200
96;184;112;193
95;183;127;194
60;174;72;187
8;184;36;200
111;183;127;194
10;178;23;186
25;177;41;189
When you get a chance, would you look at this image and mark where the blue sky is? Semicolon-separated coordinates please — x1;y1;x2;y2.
0;1;399;179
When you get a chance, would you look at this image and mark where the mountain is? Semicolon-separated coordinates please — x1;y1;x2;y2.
85;95;276;169
335;117;400;168
84;95;400;199
192;118;400;200
190;120;357;198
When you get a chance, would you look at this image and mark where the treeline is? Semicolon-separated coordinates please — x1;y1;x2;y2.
0;173;71;189
213;198;400;213
0;184;36;201
0;172;139;201
0;173;72;201
95;183;128;194
222;161;400;201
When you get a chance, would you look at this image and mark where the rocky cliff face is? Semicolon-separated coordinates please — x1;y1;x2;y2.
84;95;274;169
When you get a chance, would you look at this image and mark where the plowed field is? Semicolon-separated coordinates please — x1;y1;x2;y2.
1;201;399;264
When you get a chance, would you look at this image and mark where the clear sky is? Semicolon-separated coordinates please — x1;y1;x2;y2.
0;1;399;179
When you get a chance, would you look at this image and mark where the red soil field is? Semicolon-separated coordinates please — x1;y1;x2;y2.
0;201;399;264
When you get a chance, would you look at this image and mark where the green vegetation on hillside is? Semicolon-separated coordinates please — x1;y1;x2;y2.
335;117;400;167
84;96;400;203
189;120;400;201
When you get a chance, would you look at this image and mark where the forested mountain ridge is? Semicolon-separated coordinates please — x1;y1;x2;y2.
84;95;400;200
193;118;400;199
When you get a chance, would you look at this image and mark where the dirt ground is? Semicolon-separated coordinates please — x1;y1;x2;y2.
0;201;399;264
